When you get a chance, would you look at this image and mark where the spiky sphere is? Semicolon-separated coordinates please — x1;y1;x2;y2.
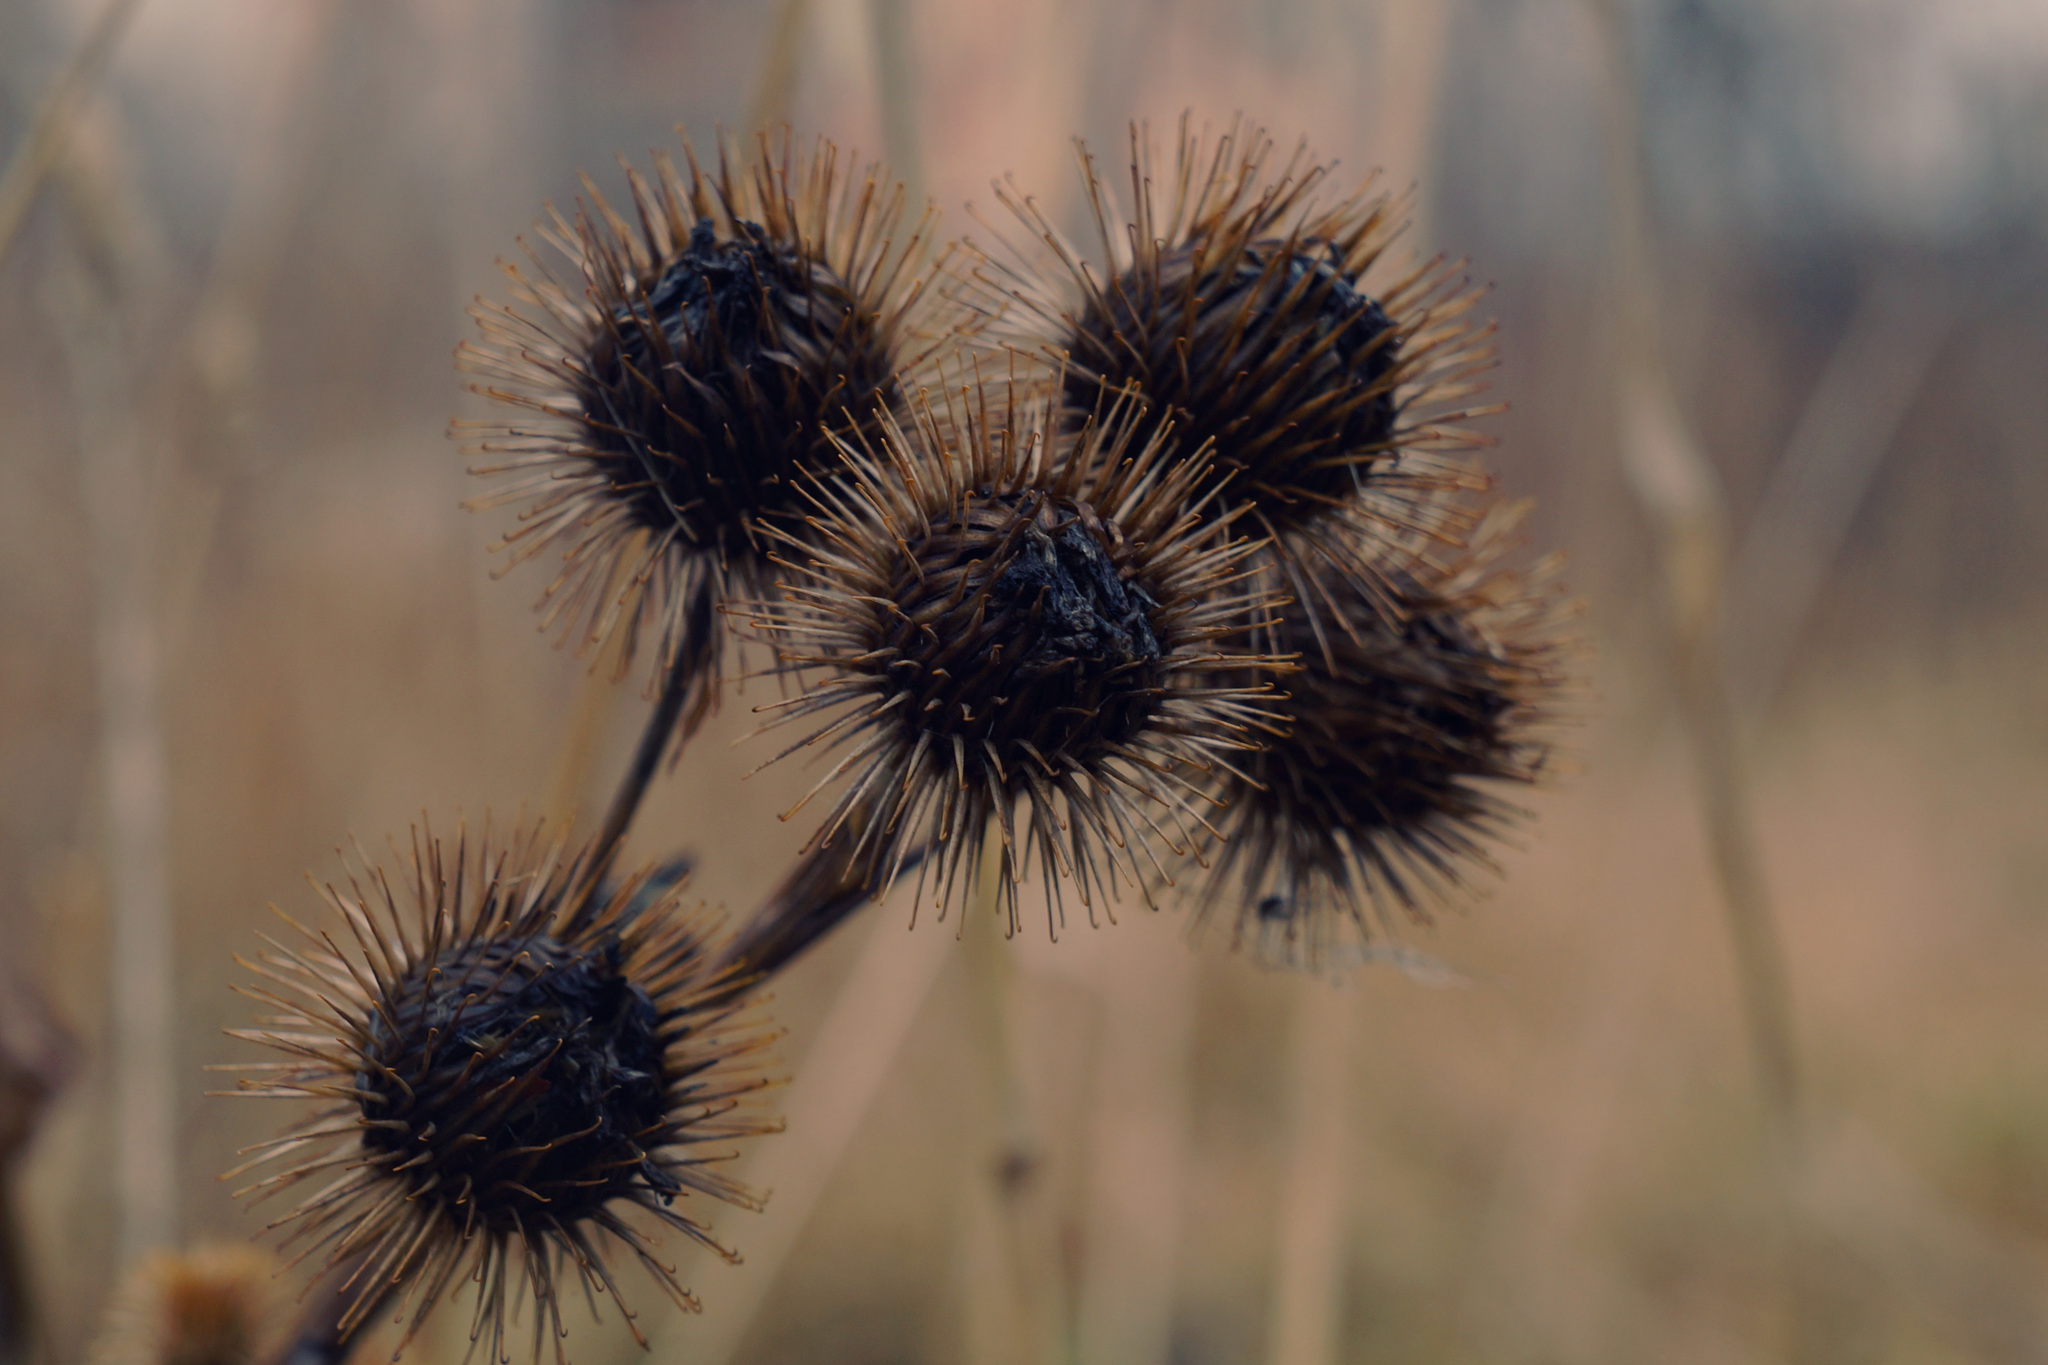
1198;502;1573;971
458;130;947;739
216;824;779;1364
960;115;1497;598
741;382;1290;935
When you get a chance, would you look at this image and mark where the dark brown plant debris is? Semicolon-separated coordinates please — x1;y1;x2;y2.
1196;500;1575;971
458;129;950;743
738;375;1291;937
958;115;1496;617
214;822;779;1364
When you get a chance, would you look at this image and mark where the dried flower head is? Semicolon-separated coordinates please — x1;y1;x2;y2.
215;823;779;1363
740;377;1289;935
459;130;947;740
90;1244;291;1365
960;116;1496;604
1197;501;1573;970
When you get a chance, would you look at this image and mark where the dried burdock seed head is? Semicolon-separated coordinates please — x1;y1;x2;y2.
458;129;950;741
89;1244;291;1365
739;373;1290;936
214;822;780;1364
1197;501;1575;972
959;114;1497;608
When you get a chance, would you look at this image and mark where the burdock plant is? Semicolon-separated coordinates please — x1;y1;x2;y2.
959;116;1499;627
457;130;949;754
215;824;778;1364
738;377;1290;940
210;112;1574;1365
1198;502;1573;970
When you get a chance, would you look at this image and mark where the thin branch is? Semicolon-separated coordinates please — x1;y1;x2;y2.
1584;0;1800;1140
745;0;812;135
587;587;713;887
1724;273;1962;717
869;0;921;204
0;0;146;265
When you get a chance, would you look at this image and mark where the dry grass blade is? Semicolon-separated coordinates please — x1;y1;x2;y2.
0;0;146;265
1583;0;1799;1143
650;891;956;1365
1724;273;1963;718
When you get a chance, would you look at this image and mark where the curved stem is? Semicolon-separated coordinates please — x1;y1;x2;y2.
0;0;147;265
582;585;718;909
588;639;693;885
716;837;925;987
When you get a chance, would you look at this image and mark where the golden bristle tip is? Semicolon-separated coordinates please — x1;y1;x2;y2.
89;1244;291;1365
733;367;1294;940
455;127;961;744
953;112;1501;617
210;820;783;1365
1192;497;1581;974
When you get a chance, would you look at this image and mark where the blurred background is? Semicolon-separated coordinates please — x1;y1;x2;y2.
2;0;2046;1362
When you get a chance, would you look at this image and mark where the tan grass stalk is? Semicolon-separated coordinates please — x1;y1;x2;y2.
746;0;814;134
0;0;145;265
1072;925;1197;1365
159;4;338;682
958;838;1061;1365
868;0;922;205
1583;0;1800;1143
650;892;956;1364
1261;984;1356;1365
1724;275;1962;717
47;221;178;1267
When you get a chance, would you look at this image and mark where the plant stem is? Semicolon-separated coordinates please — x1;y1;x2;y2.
869;0;921;204
1585;0;1800;1144
745;0;811;134
0;0;146;264
586;589;712;890
960;827;1059;1365
651;883;957;1365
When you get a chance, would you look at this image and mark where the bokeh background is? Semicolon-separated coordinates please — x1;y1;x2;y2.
2;0;2046;1362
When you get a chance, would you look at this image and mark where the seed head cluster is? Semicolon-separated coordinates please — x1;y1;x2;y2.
217;824;777;1364
740;381;1288;935
459;130;947;741
216;115;1576;1365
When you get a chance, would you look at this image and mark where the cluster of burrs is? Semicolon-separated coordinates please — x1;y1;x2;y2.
215;122;1572;1365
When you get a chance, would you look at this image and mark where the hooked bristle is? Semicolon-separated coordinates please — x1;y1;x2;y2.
212;821;781;1364
737;371;1292;938
457;128;954;743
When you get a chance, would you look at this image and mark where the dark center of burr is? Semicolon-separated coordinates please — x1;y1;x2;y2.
1064;237;1403;508
1257;589;1518;832
583;217;864;541
632;219;791;370
880;496;1167;764
357;933;677;1226
990;517;1161;675
1244;241;1402;451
